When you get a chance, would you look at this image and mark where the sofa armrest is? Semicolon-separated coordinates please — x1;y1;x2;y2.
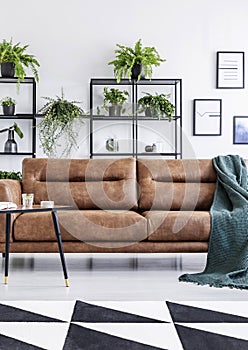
0;180;22;204
0;180;22;244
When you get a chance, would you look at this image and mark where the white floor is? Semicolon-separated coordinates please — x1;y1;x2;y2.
0;253;247;301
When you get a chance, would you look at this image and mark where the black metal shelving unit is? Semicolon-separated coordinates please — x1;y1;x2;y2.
0;77;36;158
90;78;182;159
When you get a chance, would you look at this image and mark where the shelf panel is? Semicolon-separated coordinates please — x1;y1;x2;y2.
91;115;181;121
92;115;133;120
0;152;34;156
0;77;35;84
91;78;181;86
0;114;35;120
138;152;182;156
92;153;134;156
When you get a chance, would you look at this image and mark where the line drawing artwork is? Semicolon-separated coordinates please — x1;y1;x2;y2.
194;100;222;136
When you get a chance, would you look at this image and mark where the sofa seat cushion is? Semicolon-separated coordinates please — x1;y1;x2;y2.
142;211;210;242
13;210;147;242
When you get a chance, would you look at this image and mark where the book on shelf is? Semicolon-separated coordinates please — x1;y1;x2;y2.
0;202;17;210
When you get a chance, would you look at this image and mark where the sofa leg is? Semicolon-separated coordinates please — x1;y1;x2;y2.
2;253;5;258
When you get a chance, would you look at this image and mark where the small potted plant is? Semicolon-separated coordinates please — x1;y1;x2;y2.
38;89;86;157
103;87;129;116
0;97;16;116
138;92;175;121
108;39;165;83
0;122;24;153
0;38;40;90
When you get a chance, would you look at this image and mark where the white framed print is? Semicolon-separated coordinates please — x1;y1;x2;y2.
193;99;222;136
217;51;245;88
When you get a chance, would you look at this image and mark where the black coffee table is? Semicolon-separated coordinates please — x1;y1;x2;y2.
0;205;71;287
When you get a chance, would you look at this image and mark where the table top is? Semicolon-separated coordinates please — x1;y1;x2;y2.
0;205;74;214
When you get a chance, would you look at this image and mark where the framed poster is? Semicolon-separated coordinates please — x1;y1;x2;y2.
233;116;248;144
193;99;222;136
217;51;245;88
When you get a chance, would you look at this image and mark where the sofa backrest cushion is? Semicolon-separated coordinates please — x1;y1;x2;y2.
22;158;138;210
137;159;216;210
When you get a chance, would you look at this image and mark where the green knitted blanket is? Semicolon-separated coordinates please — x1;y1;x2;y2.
179;155;248;289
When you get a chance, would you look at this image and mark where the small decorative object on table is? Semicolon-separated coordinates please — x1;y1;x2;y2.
106;137;119;152
145;144;157;152
22;193;34;208
40;201;54;208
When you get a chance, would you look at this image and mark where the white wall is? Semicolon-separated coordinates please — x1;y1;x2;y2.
0;0;248;169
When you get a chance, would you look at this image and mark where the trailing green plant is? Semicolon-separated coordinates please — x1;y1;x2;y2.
0;96;16;106
138;92;175;121
108;39;165;83
0;122;24;138
0;170;22;180
0;38;40;89
103;87;129;107
38;89;85;157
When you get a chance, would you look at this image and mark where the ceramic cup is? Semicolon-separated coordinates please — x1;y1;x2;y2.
40;201;54;208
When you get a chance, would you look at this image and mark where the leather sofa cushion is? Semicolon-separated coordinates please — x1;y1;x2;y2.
13;210;147;242
138;159;216;210
22;158;138;210
142;210;210;241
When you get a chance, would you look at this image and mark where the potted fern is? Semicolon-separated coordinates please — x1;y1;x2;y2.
103;87;129;116
0;97;16;116
108;39;165;83
138;92;175;121
0;39;40;90
38;90;85;157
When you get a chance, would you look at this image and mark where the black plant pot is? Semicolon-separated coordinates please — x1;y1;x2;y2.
145;107;158;118
1;63;15;78
131;64;145;80
2;105;15;116
109;105;121;117
4;130;17;153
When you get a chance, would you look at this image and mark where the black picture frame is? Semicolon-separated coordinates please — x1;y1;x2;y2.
193;99;222;136
233;116;248;144
216;51;245;89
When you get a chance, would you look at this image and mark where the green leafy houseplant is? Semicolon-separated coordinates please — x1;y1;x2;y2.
0;170;22;180
0;96;16;116
0;97;16;106
103;87;129;106
0;122;24;138
108;39;165;83
38;90;85;157
0;38;40;89
103;87;129;116
138;92;175;121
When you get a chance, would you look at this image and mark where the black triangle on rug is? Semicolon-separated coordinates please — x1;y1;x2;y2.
0;303;65;323
175;324;248;350
63;323;166;350
167;301;248;323
0;333;45;350
71;300;167;323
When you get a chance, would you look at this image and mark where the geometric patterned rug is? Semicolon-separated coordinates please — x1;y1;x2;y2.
0;300;247;349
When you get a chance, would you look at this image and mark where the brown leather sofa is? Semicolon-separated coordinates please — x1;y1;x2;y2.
0;157;216;254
